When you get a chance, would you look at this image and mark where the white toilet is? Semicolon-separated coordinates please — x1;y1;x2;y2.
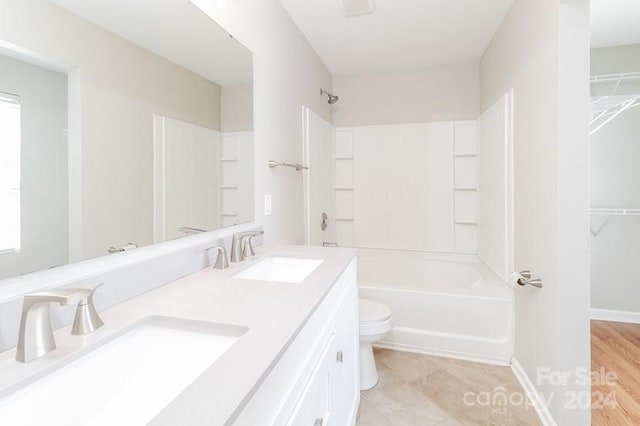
359;298;393;390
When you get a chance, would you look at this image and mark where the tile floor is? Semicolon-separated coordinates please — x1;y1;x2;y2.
356;349;541;426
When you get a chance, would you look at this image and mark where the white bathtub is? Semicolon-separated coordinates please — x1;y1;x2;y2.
357;249;514;365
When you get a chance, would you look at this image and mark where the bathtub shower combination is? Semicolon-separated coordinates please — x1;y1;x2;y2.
305;95;515;366
357;249;514;365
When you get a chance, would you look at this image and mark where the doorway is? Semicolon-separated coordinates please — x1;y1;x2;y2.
589;3;640;422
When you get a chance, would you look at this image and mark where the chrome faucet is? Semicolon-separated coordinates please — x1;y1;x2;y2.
71;283;105;335
206;246;229;269
16;285;105;363
230;231;264;263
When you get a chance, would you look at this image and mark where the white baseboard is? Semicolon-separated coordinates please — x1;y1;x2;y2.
591;308;640;324
374;342;511;366
510;357;556;426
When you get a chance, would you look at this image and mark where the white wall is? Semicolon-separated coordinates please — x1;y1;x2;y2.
590;44;640;313
332;63;480;127
193;0;333;245
0;54;68;279
481;0;590;424
0;0;223;262
591;43;640;75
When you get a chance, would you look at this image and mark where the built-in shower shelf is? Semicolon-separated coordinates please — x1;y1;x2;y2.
454;187;477;191
220;158;237;162
220;211;238;217
335;156;354;160
454;154;477;158
220;185;238;190
334;187;354;191
335;217;355;221
589;208;640;216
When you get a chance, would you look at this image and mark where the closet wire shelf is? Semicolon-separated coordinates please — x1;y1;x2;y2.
591;72;640;136
589;208;640;237
589;208;640;216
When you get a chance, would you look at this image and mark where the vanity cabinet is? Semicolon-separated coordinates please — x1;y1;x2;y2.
288;293;359;425
234;260;359;426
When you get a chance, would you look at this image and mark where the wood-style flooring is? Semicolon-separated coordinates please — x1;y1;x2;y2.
591;320;640;425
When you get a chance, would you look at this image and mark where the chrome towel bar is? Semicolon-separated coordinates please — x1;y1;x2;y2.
268;160;308;171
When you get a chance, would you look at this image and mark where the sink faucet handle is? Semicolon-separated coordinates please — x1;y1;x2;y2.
230;230;264;263
17;288;93;362
206;246;229;270
71;283;105;336
24;288;91;306
242;236;257;259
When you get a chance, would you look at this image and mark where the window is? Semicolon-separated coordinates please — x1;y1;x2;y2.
0;92;21;254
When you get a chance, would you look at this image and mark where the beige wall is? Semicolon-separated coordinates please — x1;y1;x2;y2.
221;85;253;132
332;63;480;127
481;0;590;424
0;0;222;260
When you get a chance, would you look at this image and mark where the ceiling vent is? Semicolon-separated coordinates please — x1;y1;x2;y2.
341;0;375;17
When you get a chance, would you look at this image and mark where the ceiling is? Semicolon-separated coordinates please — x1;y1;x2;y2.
278;0;514;76
591;0;640;48
50;0;252;86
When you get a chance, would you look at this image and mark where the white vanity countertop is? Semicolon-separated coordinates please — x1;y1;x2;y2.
0;245;357;425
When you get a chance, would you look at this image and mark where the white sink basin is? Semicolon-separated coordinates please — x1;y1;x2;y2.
0;316;247;426
233;256;324;283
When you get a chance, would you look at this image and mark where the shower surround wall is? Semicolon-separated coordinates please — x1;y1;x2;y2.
334;121;478;254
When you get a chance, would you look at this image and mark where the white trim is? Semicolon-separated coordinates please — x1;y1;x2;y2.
510;357;556;426
153;115;167;244
0;40;73;73
590;308;640;324
506;89;515;282
373;342;511;367
301;106;311;245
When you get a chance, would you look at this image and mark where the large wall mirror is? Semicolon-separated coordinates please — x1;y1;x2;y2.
0;0;253;281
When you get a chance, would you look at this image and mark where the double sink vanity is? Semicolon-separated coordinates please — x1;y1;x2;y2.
0;243;360;425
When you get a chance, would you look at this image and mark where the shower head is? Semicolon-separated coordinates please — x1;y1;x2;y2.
320;89;339;105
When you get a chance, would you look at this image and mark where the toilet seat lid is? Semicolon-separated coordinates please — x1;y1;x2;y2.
359;298;392;323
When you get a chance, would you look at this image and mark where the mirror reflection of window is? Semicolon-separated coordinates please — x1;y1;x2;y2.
0;92;21;254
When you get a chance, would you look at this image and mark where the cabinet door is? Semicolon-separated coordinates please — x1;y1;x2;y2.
287;337;334;426
328;293;360;425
